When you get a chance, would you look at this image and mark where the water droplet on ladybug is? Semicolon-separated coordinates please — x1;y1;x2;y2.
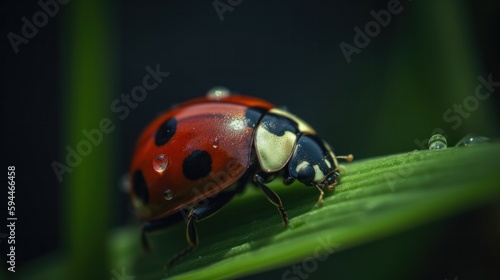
455;133;491;147
428;134;447;150
153;154;168;173
206;87;230;99
163;189;173;200
212;138;219;148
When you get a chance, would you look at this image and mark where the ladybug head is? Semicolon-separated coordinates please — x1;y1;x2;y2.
288;134;352;189
315;154;353;190
288;134;339;186
317;170;340;190
292;159;340;189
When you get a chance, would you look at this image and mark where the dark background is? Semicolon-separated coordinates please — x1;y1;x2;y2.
1;0;499;279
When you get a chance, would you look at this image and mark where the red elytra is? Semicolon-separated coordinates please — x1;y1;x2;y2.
129;95;275;220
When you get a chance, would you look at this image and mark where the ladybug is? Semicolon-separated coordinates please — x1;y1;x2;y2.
129;89;352;268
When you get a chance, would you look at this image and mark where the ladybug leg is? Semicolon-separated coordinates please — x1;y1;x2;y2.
315;185;325;207
253;173;289;226
167;187;242;268
166;210;198;269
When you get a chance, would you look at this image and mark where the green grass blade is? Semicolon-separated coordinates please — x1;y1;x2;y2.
116;143;500;279
62;1;115;279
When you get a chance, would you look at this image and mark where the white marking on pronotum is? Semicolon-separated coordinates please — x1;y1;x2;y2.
313;165;325;182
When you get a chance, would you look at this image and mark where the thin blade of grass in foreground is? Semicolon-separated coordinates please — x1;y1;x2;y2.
115;143;500;279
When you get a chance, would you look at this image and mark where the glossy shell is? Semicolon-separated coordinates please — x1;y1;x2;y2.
130;96;274;220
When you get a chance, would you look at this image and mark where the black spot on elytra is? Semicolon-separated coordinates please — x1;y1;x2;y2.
155;117;177;146
260;113;298;136
245;107;267;128
133;170;149;204
182;150;212;180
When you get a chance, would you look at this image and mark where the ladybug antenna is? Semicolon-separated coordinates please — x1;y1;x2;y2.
336;154;353;162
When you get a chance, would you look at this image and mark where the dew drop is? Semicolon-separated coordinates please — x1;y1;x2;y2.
163;189;173;200
428;134;447;150
206;87;230;100
153;154;169;173
455;133;491;147
212;138;219;148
